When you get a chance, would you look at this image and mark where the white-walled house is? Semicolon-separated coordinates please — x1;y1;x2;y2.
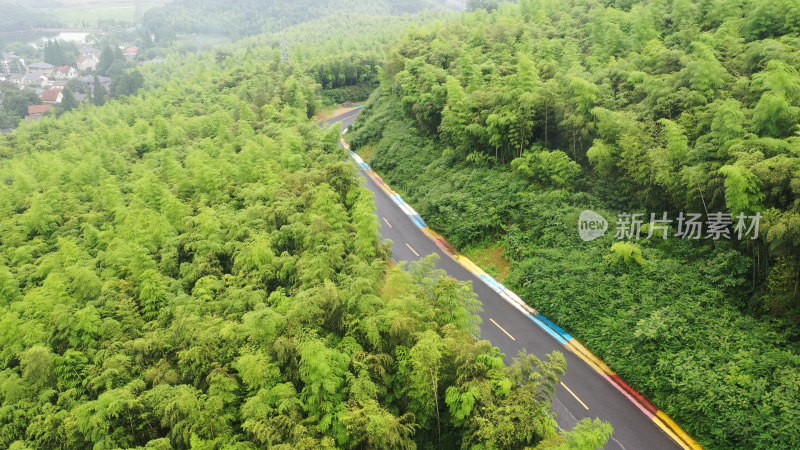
54;65;77;80
42;87;63;104
77;56;98;72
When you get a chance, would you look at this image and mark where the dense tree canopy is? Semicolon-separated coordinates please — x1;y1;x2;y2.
0;82;40;129
42;40;78;67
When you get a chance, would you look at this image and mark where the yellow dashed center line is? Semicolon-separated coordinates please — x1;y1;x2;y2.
561;382;590;410
383;217;393;228
489;318;516;340
405;243;419;257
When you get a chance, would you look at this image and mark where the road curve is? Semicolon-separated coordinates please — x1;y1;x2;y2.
328;110;684;450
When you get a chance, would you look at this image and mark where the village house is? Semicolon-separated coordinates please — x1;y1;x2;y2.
42;87;63;104
77;56;98;72
1;54;26;75
80;47;101;58
26;104;52;121
5;73;24;87
27;62;55;77
446;0;467;9
80;75;112;92
54;65;77;80
23;72;49;88
123;46;139;59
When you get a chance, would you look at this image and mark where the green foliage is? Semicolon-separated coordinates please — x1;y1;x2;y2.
54;88;79;116
511;148;582;190
42;40;77;67
97;45;127;77
537;418;614;450
0;82;40;129
110;70;145;99
605;242;645;266
718;164;765;214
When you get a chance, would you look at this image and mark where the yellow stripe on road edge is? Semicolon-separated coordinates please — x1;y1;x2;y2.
655;412;703;450
565;340;616;376
455;255;486;275
421;227;445;240
652;416;688;450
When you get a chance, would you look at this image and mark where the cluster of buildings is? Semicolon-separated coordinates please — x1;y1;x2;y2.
1;46;104;87
2;43;155;126
0;47;112;122
446;0;468;9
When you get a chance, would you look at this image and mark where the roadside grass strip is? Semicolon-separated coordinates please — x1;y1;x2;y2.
346;142;701;450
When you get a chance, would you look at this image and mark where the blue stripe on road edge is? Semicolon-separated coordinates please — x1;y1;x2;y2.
478;274;508;294
528;314;569;345
534;314;573;341
410;215;427;229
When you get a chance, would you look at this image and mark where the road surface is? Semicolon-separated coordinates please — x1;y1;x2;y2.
328;110;682;450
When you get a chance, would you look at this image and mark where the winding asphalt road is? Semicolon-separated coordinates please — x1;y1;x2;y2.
328;110;682;450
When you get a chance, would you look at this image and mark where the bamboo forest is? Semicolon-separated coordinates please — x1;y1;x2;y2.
1;0;799;449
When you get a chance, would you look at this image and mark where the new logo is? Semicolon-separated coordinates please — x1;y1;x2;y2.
579;210;608;241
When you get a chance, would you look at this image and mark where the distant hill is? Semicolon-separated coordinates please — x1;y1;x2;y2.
0;2;62;33
141;0;444;40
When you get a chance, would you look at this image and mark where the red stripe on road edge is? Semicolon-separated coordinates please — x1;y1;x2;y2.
435;238;457;254
610;374;658;415
600;373;656;419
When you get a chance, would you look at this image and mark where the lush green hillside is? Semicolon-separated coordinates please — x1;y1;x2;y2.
139;10;456;107
349;0;800;448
